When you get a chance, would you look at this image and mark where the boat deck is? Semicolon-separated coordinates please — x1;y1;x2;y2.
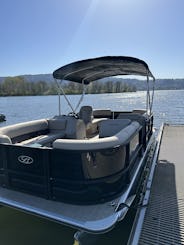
129;124;184;244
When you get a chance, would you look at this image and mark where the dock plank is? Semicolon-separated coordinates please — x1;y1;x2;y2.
136;125;184;244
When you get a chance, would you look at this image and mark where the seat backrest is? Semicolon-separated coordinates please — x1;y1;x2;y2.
0;119;49;144
65;116;86;139
93;109;111;118
0;119;48;139
49;115;86;139
79;106;93;125
48;117;67;133
117;113;146;127
99;119;131;138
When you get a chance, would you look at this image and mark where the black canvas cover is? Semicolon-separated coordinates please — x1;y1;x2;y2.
53;56;154;84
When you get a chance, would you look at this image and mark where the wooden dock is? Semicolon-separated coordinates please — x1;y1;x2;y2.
129;124;184;244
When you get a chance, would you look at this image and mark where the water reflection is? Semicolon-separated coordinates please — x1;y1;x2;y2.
0;206;136;245
0;207;75;245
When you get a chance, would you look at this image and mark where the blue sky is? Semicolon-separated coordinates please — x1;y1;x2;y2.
0;0;184;78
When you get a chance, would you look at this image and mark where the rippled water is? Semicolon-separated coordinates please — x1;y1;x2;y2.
1;90;184;127
0;90;183;245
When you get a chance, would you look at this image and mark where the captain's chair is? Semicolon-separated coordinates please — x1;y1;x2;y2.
79;106;93;125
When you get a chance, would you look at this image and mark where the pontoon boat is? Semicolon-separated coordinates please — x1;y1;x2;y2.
0;56;155;233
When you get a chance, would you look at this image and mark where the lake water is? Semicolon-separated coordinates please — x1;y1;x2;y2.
0;90;183;245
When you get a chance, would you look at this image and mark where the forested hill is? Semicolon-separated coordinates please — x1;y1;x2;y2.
0;74;184;96
0;75;184;90
106;78;184;90
0;74;54;84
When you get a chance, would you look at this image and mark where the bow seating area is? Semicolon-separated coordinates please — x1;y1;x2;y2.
0;106;147;152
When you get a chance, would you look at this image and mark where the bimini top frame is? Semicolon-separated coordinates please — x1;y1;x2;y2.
53;56;155;115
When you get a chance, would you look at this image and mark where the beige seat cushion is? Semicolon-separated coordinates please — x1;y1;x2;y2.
0;119;48;139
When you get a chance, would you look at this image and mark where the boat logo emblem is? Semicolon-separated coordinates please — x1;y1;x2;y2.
18;155;34;165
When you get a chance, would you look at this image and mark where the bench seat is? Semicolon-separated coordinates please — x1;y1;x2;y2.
53;121;141;151
17;132;65;146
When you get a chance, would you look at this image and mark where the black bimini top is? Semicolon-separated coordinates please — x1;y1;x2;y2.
53;56;155;85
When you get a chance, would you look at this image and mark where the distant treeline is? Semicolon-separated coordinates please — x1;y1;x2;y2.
0;76;136;96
